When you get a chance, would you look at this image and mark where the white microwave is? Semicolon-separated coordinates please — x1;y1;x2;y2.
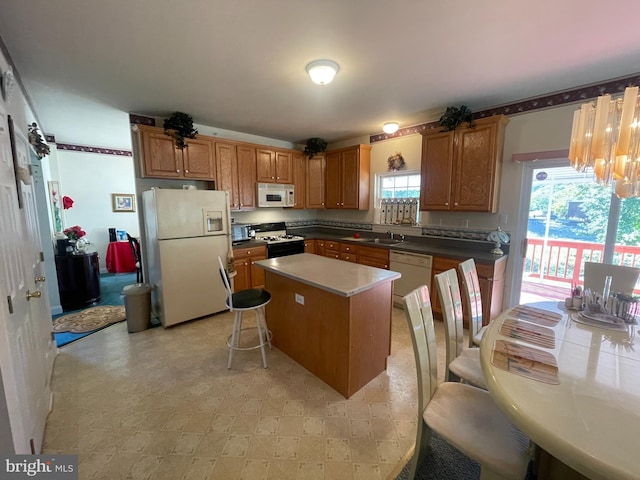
257;183;295;207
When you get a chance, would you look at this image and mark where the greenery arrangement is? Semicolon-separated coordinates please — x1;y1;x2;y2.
27;123;50;159
438;105;474;131
163;112;198;149
303;137;328;158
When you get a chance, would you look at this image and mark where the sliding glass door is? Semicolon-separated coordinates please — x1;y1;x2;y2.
515;160;640;304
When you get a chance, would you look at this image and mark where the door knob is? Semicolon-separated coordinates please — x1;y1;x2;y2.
35;276;46;283
26;290;42;300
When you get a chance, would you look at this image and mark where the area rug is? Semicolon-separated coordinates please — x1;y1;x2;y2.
395;432;480;480
52;306;126;333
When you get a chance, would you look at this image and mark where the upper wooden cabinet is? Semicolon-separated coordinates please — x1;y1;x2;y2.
256;148;292;183
215;141;257;211
135;125;216;180
306;155;326;208
325;144;371;210
291;152;306;209
420;115;508;213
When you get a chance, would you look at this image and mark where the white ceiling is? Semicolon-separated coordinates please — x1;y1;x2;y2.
2;0;640;150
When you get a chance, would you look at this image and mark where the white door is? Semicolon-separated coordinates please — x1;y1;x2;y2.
0;110;54;454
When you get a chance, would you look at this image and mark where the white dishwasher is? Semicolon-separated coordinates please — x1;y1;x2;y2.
389;250;433;306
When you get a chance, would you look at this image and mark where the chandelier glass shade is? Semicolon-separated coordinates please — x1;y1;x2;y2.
569;86;640;198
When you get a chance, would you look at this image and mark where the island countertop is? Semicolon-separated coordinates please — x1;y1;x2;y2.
254;253;400;297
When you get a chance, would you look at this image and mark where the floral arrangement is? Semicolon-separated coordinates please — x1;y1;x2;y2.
63;225;86;241
387;152;406;171
62;195;74;209
27;123;51;159
163;111;197;149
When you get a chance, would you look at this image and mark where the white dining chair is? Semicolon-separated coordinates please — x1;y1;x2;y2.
458;258;486;348
435;269;486;389
583;261;640;296
402;285;530;480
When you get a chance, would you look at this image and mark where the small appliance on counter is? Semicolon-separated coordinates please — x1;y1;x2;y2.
231;223;255;245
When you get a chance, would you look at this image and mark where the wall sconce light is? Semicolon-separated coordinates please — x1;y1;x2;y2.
306;60;339;85
383;122;400;134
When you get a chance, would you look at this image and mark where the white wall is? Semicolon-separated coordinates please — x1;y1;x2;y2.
57;149;138;271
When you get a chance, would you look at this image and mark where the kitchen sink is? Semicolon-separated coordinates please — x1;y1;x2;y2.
365;238;405;245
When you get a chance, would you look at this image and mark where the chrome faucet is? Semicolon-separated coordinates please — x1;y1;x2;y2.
399;234;405;241
386;230;394;240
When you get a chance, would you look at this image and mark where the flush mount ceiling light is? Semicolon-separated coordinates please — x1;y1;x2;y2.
383;122;400;134
306;60;339;85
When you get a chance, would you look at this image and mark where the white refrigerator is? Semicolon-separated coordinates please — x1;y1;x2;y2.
143;189;231;327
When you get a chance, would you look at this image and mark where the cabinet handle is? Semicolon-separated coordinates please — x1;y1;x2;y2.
341;202;344;206
185;169;189;173
35;276;46;283
176;169;180;173
26;290;41;301
454;202;458;206
445;202;449;206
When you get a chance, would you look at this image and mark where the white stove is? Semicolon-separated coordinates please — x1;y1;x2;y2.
255;233;305;244
251;222;305;257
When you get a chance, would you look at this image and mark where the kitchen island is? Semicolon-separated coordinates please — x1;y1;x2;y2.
255;253;400;398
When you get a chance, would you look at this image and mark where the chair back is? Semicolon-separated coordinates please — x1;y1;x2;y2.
217;256;233;310
458;258;483;348
402;285;438;414
126;234;141;263
435;269;465;372
583;261;640;296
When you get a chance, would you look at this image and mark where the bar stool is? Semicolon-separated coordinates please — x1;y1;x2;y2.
217;257;272;368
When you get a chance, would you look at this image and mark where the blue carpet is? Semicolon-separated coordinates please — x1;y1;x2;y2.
396;432;480;480
53;273;136;347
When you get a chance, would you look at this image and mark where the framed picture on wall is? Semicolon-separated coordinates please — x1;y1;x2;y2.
112;193;136;212
48;181;64;234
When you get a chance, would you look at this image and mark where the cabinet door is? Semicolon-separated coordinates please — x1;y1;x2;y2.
182;137;215;179
236;145;257;209
274;151;292;183
250;254;267;288
142;130;182;178
315;240;325;256
340;149;360;208
292;152;306;209
215;142;239;209
325;152;342;209
306;155;325;208
233;259;251;291
430;256;460;319
420;130;454;211
256;149;275;182
304;240;315;254
452;120;499;211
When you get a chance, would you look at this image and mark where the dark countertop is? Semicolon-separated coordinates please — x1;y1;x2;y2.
287;227;508;264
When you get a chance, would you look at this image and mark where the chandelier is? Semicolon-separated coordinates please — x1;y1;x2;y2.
568;86;640;198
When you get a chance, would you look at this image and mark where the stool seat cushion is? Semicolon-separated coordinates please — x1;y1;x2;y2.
230;288;271;309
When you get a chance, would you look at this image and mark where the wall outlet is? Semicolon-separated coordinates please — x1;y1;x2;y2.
295;293;304;305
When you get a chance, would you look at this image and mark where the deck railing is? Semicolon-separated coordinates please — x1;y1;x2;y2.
524;238;640;292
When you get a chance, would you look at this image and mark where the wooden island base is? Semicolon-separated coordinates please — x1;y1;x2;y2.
264;271;393;398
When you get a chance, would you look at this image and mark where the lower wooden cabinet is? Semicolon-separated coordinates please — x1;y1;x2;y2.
324;241;340;259
304;240;315;254
357;245;389;269
232;245;267;289
430;255;506;327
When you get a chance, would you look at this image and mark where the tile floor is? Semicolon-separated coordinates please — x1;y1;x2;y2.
42;307;448;480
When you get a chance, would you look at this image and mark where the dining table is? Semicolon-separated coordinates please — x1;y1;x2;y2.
480;300;640;480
